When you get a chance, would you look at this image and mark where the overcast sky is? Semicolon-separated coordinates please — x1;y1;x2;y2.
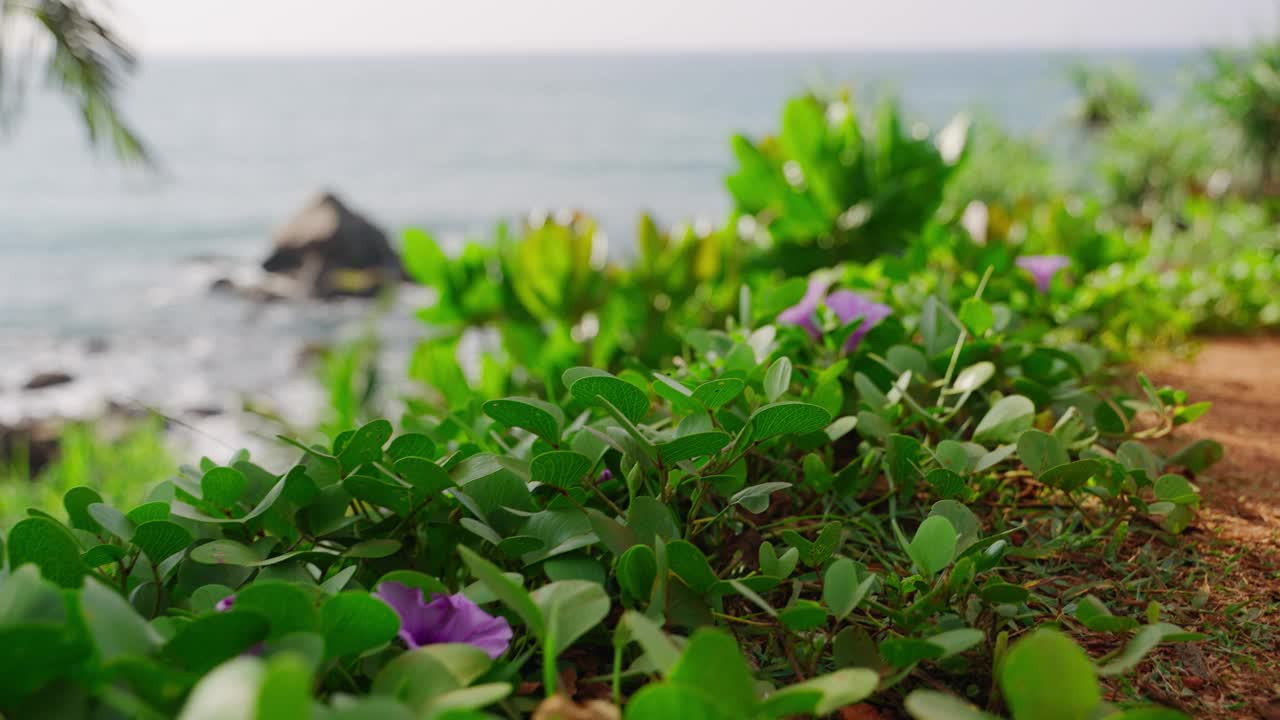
115;0;1279;56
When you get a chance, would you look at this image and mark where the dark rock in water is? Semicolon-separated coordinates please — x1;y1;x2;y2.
184;405;224;418
24;371;74;390
0;422;61;476
262;191;403;299
85;337;110;355
209;277;235;293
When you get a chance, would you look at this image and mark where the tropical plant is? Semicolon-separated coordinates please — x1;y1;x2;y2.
0;0;147;161
1201;36;1280;194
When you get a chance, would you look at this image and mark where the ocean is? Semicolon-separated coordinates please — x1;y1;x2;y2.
0;50;1195;450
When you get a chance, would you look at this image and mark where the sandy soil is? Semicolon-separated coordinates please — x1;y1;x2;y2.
1147;338;1280;719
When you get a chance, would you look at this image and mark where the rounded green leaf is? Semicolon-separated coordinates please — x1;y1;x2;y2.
530;450;592;488
165;612;269;674
531;580;610;659
999;629;1100;720
1039;459;1104;493
690;378;745;410
569;375;650;423
973;395;1035;445
907;515;957;577
617;544;658;603
235;582;321;639
7;517;86;588
321;591;400;660
131;520;194;566
482;397;565;444
63;486;104;533
656;431;731;464
337;419;394;473
665;540;718;594
904;690;1000;719
201;467;247;507
1016;429;1068;478
764;356;793;403
387;433;437;462
749;402;832;441
190;539;261;566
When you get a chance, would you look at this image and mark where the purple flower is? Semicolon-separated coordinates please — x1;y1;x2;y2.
777;276;890;352
1016;255;1070;294
598;468;614;483
825;291;893;352
777;275;831;339
374;581;512;659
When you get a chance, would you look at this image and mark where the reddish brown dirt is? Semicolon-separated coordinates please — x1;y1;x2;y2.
1146;338;1280;718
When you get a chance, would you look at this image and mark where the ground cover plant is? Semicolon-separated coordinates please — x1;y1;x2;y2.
4;40;1280;720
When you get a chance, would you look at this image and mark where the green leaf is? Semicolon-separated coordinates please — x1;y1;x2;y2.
886;434;923;493
1016;429;1069;478
973;395;1035;445
822;558;861;619
190;539;263;566
176;656;263;720
656;431;731;464
569;373;650;423
926;469;968;500
907;516;957;577
235;582;321;640
344;474;413;516
728;481;792;514
749;402;832;441
759;668;879;718
127;501;170;526
691;378;745;409
764;357;793;403
394;457;455;501
165;612;269;674
667;629;756;718
999;629;1099;720
1168;439;1223;474
321;592;400;659
1040;459;1104;493
624;683;730;720
0;624;85;707
373;643;493;711
530;451;592;489
7;517;86;588
62;487;104;533
80;578;160;661
904;690;1000;719
880;637;945;668
621;611;680;675
201;467;248;507
1075;595;1138;632
131;520;193;566
958;298;995;335
758;543;798;579
87;502;134;541
779;599;828;631
979;582;1029;604
1154;474;1198;505
483;397;565;444
666;540;718;594
256;653;313;720
617;545;658;603
387;433;437;462
337;419;393;474
531;580;610;658
929;500;980;555
458;546;545;637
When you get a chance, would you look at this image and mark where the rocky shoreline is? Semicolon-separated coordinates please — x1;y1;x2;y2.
0;191;426;475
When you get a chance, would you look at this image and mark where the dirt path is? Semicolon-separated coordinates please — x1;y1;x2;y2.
1146;338;1280;719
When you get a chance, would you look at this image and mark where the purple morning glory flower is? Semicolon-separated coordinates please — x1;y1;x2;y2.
825;290;893;352
1016;255;1070;294
777;275;890;352
374;581;512;659
777;275;830;339
216;594;236;612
